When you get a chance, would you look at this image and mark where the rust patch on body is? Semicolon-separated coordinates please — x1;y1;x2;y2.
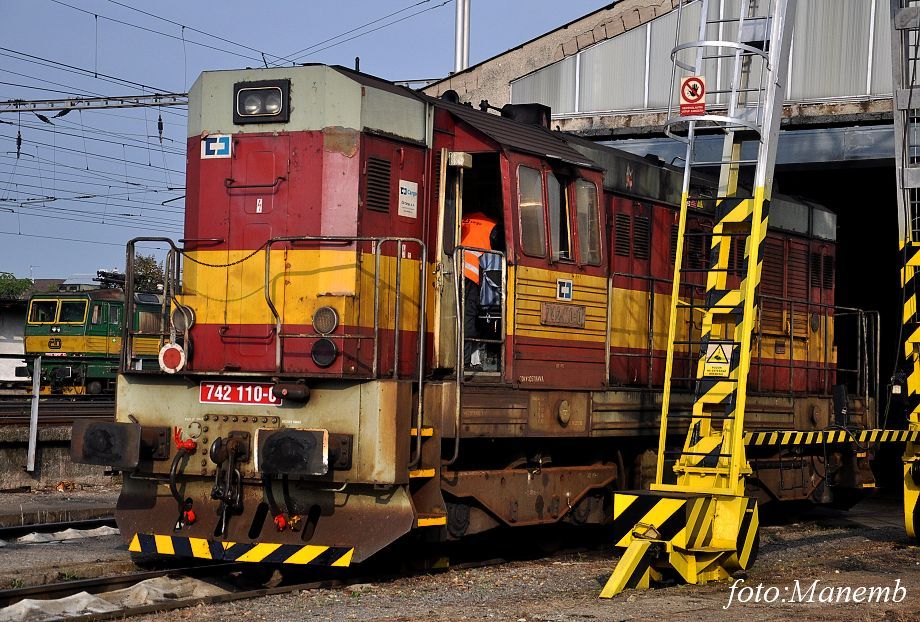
322;127;358;157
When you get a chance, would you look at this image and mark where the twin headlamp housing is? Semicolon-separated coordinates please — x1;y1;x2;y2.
233;79;291;125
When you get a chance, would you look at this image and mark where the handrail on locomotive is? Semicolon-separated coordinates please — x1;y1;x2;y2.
121;234;432;467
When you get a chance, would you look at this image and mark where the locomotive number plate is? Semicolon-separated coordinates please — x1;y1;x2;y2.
199;381;280;406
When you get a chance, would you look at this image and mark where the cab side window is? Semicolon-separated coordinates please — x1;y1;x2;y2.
518;166;546;258
547;173;572;261
91;304;104;325
575;179;601;265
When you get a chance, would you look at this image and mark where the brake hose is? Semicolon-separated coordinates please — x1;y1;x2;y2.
170;427;198;530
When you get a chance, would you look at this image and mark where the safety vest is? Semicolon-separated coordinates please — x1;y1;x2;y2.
460;212;496;285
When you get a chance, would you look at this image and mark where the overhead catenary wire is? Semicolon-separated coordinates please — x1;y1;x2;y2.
5;198;184;227
103;0;299;67
272;0;450;65
298;0;454;60
1;118;186;156
0;181;186;216
10;207;183;233
0;165;159;190
0;131;185;175
0;48;184;114
0;153;183;188
0;154;183;190
48;0;279;67
0;229;170;248
2;206;184;233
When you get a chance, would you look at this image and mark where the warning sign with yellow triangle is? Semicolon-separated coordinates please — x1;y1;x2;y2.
703;343;732;378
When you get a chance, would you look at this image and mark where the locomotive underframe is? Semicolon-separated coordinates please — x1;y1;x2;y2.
102;374;875;563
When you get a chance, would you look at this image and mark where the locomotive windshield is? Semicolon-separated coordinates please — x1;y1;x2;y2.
58;300;88;323
28;300;58;324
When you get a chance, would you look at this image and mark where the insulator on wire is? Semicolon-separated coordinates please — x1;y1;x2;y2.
15;131;21;159
158;114;164;144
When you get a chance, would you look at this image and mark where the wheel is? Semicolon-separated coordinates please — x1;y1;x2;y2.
86;380;103;395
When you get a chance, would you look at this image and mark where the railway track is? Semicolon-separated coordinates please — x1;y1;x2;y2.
0;545;510;621
0;498;905;620
0;521;584;621
0;398;114;424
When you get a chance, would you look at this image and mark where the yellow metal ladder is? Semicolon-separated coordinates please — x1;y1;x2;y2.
601;0;797;597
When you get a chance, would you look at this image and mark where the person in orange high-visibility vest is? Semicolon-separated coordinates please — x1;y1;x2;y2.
460;212;497;368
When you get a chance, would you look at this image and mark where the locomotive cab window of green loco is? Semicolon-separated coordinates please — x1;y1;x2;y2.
28;300;58;324
518;165;546;258
547;173;572;262
110;305;121;325
575;179;602;266
91;304;104;324
58;300;88;324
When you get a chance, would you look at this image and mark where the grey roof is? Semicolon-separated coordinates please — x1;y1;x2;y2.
430;98;600;169
330;65;425;102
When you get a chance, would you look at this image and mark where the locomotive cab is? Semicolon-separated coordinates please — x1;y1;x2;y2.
22;290;160;394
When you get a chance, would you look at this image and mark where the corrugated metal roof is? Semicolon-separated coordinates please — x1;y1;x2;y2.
430;98;600;169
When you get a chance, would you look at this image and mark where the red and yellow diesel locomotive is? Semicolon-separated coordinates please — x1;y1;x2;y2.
72;65;876;567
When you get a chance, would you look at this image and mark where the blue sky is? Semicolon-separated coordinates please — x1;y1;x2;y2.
0;0;608;280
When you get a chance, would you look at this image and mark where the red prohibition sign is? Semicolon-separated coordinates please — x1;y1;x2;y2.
681;77;705;103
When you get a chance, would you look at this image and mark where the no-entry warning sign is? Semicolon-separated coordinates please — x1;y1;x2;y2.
680;76;706;116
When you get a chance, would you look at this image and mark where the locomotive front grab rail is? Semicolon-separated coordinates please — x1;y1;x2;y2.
263;235;428;468
123;235;430;469
123;237;184;373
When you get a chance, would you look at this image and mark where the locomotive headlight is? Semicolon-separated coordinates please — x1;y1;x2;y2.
312;306;339;335
242;93;263;115
233;79;291;124
263;91;283;115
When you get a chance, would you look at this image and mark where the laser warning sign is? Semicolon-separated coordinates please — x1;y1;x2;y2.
679;76;706;116
703;342;732;378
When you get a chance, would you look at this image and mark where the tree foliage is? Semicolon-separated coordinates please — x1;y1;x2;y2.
133;254;165;294
0;272;32;299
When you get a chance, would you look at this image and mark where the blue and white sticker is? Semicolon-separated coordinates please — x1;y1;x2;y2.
556;278;573;301
398;179;418;218
201;135;231;159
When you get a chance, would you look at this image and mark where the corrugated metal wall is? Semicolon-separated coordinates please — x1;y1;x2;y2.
511;0;891;115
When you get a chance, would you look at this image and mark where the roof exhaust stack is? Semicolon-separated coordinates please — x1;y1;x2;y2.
454;0;470;73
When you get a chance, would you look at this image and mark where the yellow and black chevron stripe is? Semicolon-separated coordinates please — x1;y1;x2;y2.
745;429;920;447
680;196;768;472
128;533;354;566
733;497;759;569
907;459;919;540
901;238;920;541
599;539;660;597
610;492;687;548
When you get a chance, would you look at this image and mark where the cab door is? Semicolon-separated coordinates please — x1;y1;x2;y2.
223;134;290;371
86;301;109;355
509;154;608;390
